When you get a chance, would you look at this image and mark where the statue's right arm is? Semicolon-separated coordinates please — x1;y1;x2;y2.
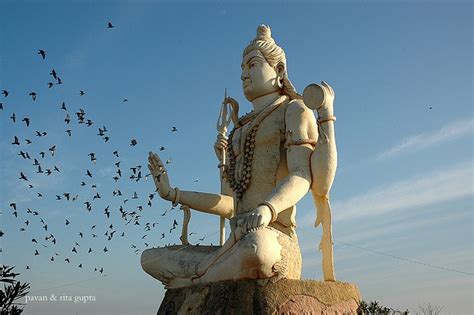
178;190;233;219
148;152;234;219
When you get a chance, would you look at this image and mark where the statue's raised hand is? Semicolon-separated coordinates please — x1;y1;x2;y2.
148;152;174;201
303;80;335;117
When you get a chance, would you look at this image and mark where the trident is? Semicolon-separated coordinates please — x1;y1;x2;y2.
216;88;238;245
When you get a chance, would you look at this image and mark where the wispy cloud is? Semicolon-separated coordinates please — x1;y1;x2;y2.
332;161;473;221
376;118;473;160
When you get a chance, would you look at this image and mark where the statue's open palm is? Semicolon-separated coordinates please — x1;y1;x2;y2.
148;152;173;200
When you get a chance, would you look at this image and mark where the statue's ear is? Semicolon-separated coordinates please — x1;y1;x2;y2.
275;62;285;88
275;62;285;78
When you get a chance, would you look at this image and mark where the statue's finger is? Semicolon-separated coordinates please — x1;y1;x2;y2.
151;154;164;170
149;157;158;171
245;216;253;232
251;215;259;229
149;153;157;165
321;80;334;96
248;215;257;231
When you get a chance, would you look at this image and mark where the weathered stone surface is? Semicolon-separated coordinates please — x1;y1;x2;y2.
157;279;361;315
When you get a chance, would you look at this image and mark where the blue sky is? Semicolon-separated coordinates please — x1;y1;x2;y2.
1;1;472;314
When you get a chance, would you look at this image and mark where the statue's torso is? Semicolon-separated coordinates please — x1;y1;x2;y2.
229;99;296;235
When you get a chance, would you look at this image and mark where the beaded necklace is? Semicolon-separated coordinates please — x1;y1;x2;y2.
226;95;288;199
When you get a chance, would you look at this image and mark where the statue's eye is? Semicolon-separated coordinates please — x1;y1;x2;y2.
250;62;257;68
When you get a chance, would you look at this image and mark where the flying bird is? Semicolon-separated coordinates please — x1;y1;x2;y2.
104;206;110;218
22;117;30;127
47;82;54;88
88;153;97;163
19;172;28;181
10;113;16;122
79;90;85;96
2;90;9;97
49;145;56;156
12;136;20;145
130;139;138;146
60;102;67;110
50;69;57;79
107;22;115;28
38;49;46;59
171;126;178;132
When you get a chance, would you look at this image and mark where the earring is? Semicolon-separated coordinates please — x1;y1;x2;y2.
277;77;284;88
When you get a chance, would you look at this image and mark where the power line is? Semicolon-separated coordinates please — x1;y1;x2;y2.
298;227;474;276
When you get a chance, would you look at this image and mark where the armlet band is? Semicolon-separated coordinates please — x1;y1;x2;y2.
286;139;317;147
317;115;336;124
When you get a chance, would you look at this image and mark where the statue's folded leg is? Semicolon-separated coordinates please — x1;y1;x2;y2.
141;245;220;287
142;227;301;288
194;226;301;284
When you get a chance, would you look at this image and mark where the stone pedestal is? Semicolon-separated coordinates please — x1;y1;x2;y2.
157;279;361;315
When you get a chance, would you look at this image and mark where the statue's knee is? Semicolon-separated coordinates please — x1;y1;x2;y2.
239;229;282;274
141;248;154;273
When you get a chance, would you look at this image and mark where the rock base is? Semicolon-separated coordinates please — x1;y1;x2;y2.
157;279;361;315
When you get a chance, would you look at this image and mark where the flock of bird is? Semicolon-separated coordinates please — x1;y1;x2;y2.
1;21;207;276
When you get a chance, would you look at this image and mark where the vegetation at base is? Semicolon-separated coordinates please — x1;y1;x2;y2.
1;265;30;315
358;300;445;315
358;300;409;314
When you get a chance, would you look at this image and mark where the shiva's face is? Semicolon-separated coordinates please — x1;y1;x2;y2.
241;50;280;102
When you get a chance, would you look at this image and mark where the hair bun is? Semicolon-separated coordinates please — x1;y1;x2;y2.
256;24;274;43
